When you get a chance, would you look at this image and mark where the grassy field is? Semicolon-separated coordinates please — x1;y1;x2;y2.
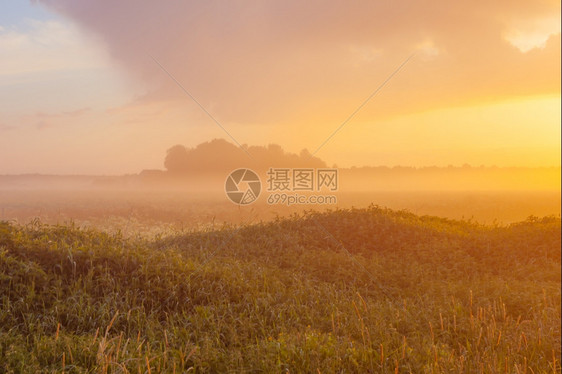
0;206;560;373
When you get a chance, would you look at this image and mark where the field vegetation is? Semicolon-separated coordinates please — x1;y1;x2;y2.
0;206;560;372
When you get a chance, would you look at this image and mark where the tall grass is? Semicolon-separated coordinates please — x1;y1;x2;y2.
0;206;560;372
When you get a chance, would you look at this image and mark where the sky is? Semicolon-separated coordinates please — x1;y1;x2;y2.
0;0;560;174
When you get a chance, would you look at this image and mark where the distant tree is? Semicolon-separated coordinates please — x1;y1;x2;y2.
164;145;190;173
298;148;326;168
163;139;328;174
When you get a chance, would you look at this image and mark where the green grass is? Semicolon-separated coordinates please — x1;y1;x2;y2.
0;206;560;373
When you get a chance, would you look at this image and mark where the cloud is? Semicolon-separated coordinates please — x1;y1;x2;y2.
35;120;52;130
8;107;93;131
34;107;91;119
34;0;561;125
415;40;441;60
0;15;139;126
0;123;15;132
0;18;110;76
503;13;561;53
29;107;91;130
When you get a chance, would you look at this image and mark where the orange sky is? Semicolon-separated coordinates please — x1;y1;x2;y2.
0;0;560;174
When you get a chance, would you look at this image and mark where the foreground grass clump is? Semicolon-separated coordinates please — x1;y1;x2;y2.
0;206;560;373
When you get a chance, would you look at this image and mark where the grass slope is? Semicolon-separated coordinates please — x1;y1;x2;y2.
0;206;560;373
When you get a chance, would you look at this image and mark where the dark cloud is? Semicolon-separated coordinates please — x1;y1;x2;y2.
37;0;560;124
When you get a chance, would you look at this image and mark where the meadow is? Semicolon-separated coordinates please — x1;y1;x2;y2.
0;205;560;373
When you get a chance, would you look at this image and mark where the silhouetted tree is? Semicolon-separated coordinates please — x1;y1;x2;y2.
164;145;190;174
163;139;327;174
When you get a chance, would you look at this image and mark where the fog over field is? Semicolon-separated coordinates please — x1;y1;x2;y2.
0;139;560;234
